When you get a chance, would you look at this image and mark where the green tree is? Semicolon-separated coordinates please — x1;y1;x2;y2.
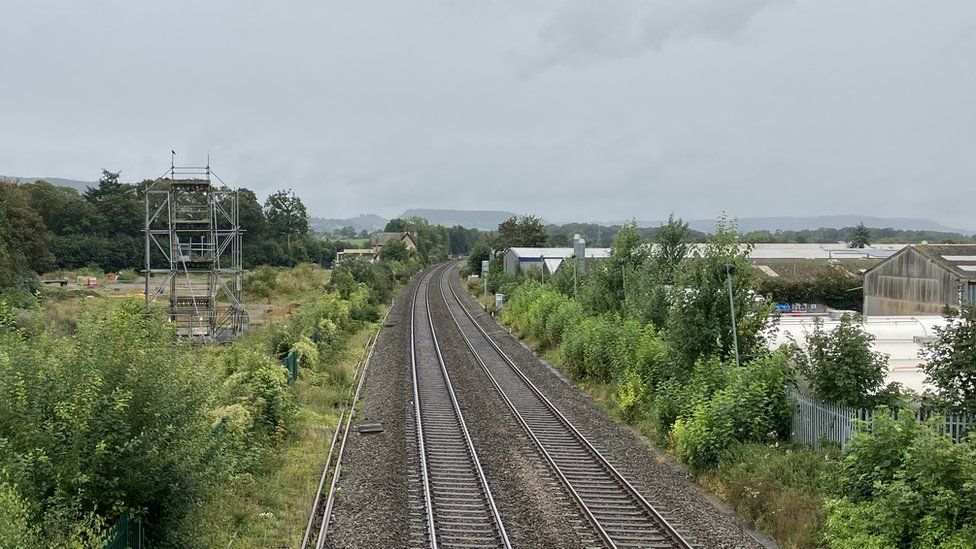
83;170;142;236
792;315;896;408
378;239;410;262
921;306;976;413
492;215;548;251
384;218;407;232
628;214;691;326
24;180;100;236
651;214;690;282
237;188;267;241
467;241;491;274
664;216;770;366
264;189;309;251
849;222;871;248
0;181;54;278
610;220;647;266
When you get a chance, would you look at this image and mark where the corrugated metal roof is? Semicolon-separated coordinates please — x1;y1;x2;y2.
509;243;908;261
509;247;611;259
915;244;976;278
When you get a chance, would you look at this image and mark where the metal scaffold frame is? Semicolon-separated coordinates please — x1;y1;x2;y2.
143;159;246;342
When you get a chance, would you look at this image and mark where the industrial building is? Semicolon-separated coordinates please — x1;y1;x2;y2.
864;244;976;315
503;234;609;275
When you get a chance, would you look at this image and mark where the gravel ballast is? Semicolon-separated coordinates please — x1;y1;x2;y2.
428;269;594;548
327;263;772;548
325;273;422;549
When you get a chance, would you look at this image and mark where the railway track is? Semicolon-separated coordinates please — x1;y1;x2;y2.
436;264;694;549
301;302;389;549
410;266;511;549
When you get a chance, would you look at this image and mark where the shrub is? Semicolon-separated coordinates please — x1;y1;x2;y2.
839;410;921;500
0;481;39;548
673;352;792;472
652;355;732;437
823;412;976;547
220;347;296;442
0;301;218;545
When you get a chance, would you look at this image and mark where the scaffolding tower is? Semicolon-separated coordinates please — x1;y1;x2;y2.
144;162;246;342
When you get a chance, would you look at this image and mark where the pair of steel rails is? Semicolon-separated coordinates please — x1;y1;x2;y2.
307;263;693;548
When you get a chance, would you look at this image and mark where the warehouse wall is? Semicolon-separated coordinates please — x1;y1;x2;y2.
864;247;960;315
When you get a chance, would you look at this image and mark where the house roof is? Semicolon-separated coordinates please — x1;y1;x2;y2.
914;244;976;279
370;232;417;247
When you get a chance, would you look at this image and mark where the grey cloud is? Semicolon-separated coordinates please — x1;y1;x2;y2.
524;0;784;72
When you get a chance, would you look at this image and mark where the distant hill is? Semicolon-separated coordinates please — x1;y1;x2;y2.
593;215;973;235
2;176;94;193
400;209;536;230
309;213;388;234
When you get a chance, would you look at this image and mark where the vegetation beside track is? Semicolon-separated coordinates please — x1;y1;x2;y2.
479;216;976;548
0;259;421;547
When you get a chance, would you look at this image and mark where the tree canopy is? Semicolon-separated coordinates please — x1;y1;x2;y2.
492;215;548;252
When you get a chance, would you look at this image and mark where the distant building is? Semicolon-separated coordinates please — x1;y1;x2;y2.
370;232;418;254
864;244;976;315
503;248;611;275
335;248;377;262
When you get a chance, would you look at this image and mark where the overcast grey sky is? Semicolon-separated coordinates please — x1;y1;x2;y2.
3;1;975;228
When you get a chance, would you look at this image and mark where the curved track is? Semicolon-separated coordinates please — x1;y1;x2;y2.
411;266;511;549
437;264;694;549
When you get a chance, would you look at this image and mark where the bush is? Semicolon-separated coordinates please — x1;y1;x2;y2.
673;352;792;472
220;347;296;442
823;412;976;547
543;298;584;348
0;301;217;545
0;481;39;548
652;355;732;437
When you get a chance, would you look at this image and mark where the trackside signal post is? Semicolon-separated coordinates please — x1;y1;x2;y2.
482;260;489;299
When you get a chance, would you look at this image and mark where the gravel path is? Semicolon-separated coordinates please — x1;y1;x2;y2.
326;272;422;549
445;262;768;549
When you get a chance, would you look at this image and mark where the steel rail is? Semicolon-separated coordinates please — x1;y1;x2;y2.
423;265;511;549
412;264;511;549
301;296;393;549
439;264;693;549
411;269;440;549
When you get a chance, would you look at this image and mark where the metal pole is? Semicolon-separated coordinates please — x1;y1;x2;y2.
619;259;626;304
573;254;578;300
540;254;545;283
144;183;151;310
725;267;741;368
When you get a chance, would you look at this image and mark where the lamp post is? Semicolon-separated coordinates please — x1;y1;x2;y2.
723;264;740;368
